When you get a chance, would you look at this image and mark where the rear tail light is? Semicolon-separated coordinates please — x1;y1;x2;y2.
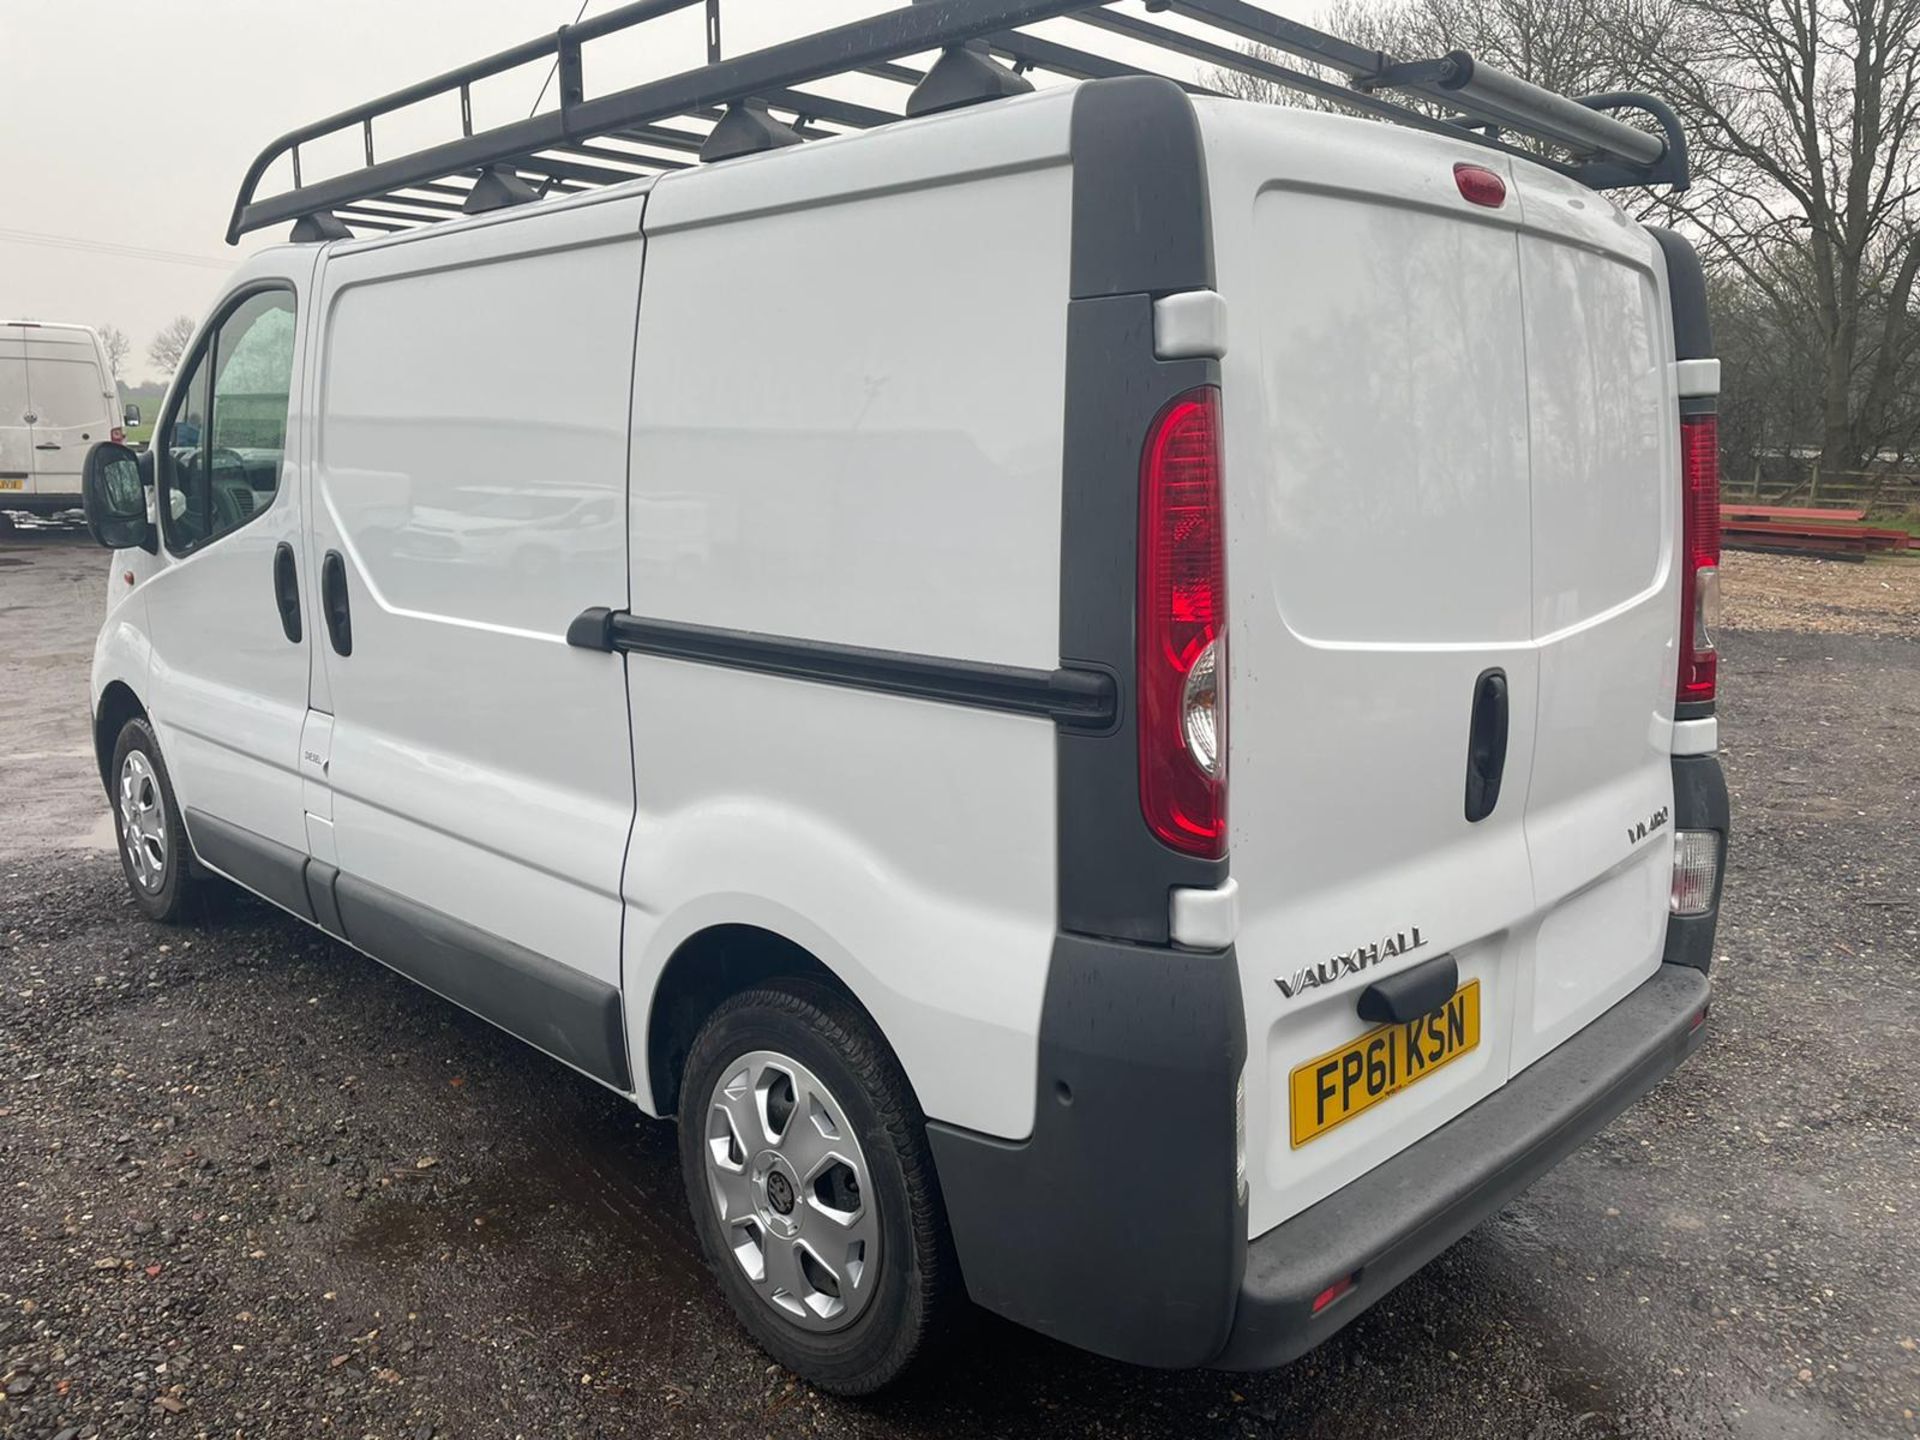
1678;414;1720;704
1138;387;1226;858
1233;1069;1248;1203
1670;829;1720;915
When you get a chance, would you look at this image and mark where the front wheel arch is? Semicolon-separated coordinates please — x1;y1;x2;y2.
93;681;147;792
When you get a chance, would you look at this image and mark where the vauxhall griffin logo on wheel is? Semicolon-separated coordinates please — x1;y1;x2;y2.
1275;928;1428;1001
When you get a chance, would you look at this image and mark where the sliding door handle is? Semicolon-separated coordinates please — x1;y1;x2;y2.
320;550;352;656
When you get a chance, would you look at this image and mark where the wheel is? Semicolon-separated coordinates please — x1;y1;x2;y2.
109;717;201;923
679;981;960;1394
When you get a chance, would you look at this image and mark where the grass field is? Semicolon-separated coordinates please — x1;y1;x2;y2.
119;384;167;446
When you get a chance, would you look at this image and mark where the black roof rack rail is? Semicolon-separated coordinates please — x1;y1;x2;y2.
226;0;1688;246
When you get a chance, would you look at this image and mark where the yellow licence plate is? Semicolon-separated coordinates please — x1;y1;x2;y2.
0;478;24;490
1289;980;1481;1147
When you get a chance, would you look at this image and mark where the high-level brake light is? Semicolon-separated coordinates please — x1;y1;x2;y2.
1453;162;1507;208
1138;387;1226;859
1678;414;1720;704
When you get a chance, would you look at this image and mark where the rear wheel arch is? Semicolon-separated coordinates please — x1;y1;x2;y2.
94;681;148;790
643;923;888;1118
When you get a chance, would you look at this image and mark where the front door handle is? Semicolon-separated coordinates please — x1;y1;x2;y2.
1464;668;1509;823
34;442;60;451
272;542;302;643
320;550;353;656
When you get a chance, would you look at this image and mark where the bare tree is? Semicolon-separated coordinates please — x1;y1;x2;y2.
1615;0;1920;470
96;324;131;378
147;315;197;377
1211;0;1920;470
1206;0;1673;121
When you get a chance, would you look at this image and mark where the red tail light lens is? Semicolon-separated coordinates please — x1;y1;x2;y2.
1138;387;1226;858
1678;413;1720;704
1452;162;1507;208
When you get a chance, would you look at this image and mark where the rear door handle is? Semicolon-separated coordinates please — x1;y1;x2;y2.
272;542;302;643
1464;667;1509;823
320;550;353;656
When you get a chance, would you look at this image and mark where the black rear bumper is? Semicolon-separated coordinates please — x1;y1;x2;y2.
1214;961;1711;1368
0;493;82;515
932;754;1726;1371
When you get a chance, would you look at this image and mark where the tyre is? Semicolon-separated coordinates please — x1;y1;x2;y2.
108;717;201;924
678;980;960;1394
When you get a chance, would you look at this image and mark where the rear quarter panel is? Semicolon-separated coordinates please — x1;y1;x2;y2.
621;91;1077;1138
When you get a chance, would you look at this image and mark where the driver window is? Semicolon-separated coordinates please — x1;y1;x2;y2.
159;289;296;554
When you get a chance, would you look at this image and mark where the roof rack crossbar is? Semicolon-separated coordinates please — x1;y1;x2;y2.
1060;8;1575;173
983;30;1198;87
229;0;1089;242
229;0;1688;245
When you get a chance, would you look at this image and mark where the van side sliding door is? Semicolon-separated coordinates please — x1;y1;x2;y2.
303;195;646;1091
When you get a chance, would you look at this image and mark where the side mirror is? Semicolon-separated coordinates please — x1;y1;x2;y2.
123;402;142;427
82;441;155;552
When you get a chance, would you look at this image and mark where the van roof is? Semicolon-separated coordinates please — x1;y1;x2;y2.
1;321;99;336
227;0;1687;248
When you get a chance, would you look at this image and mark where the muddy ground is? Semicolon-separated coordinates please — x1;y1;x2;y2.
2;525;1916;1439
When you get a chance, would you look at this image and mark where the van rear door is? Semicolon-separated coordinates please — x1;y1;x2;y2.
1506;165;1679;1070
0;336;29;495
24;329;112;498
1203;104;1541;1235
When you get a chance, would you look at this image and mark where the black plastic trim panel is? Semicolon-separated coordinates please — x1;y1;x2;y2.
1068;76;1214;300
1674;699;1716;722
1215;963;1711;1369
334;873;632;1089
184;808;314;922
1057;77;1225;943
180;811;630;1089
1663;752;1729;971
927;932;1247;1367
1647;227;1712;360
580;612;1117;728
305;859;346;940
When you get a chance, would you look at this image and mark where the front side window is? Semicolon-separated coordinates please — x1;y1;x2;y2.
160;289;296;554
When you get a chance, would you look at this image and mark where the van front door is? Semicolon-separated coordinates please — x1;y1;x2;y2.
140;264;320;918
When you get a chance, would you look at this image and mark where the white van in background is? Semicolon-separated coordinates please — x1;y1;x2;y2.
0;322;136;520
74;0;1730;1397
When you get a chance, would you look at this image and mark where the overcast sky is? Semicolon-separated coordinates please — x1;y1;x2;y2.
0;1;1314;384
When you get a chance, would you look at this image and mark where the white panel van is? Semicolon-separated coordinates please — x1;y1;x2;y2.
79;0;1729;1395
0;322;135;520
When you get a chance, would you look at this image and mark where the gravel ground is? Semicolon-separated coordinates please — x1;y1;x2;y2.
2;528;1916;1440
1720;550;1920;639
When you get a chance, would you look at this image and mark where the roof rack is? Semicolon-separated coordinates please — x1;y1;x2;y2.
226;0;1689;245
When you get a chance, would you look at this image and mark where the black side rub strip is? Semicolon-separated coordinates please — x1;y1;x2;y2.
568;607;1117;729
182;810;630;1089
